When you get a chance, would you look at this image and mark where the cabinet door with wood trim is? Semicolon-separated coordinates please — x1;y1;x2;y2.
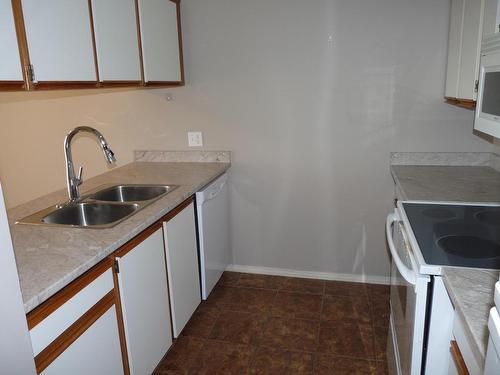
40;303;123;375
90;0;142;83
163;200;200;337
458;0;484;100
449;340;470;375
138;0;183;84
115;226;172;375
27;262;126;375
445;0;485;105
21;0;97;86
0;0;24;89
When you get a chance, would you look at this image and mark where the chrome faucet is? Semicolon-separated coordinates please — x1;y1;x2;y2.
64;126;116;203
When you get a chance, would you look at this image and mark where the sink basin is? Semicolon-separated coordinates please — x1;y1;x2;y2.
41;202;139;228
89;184;177;202
17;183;179;229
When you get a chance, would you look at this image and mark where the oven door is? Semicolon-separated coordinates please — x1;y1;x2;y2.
386;210;430;375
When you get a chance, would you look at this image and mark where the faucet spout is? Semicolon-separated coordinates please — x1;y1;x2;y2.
64;126;116;203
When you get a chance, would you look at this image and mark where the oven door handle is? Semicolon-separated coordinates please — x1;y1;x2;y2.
386;212;417;286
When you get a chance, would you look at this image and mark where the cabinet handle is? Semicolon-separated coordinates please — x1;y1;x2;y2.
450;340;469;375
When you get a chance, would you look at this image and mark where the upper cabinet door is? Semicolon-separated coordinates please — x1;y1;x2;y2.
90;0;142;82
138;0;183;83
458;0;484;100
0;0;23;84
21;0;97;83
444;0;485;103
445;0;464;99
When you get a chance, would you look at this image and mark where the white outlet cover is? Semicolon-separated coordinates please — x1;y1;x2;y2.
188;132;203;147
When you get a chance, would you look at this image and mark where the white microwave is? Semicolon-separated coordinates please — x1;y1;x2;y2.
474;36;500;138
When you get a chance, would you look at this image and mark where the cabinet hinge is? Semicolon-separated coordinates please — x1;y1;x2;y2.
474;80;479;93
26;64;35;82
114;259;120;273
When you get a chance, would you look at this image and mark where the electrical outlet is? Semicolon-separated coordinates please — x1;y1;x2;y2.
188;132;203;147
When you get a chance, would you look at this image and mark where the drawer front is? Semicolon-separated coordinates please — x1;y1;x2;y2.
30;269;114;356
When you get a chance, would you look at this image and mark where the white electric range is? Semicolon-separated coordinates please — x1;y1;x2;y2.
386;200;500;375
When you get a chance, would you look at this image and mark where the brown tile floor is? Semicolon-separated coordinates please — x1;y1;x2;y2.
154;272;390;375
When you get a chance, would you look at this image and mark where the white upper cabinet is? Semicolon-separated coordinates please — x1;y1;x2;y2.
138;0;182;83
21;0;97;82
0;0;23;81
445;0;464;99
445;0;485;102
90;0;142;82
458;0;484;100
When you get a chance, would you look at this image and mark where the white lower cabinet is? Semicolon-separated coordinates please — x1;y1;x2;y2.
28;265;126;375
41;306;123;375
28;197;203;374
115;227;173;375
163;201;201;337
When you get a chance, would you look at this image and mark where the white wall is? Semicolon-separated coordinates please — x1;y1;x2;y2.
179;0;492;278
0;0;494;280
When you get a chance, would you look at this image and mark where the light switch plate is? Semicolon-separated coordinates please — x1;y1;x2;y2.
188;132;203;147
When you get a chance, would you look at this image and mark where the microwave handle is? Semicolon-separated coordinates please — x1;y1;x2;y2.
386;212;417;286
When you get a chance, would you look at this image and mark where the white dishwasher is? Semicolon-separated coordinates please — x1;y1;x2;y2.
196;173;229;299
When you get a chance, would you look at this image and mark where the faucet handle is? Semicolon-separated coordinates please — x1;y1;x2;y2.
76;166;83;185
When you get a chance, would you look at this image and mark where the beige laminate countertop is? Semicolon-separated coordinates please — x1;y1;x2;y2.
391;164;500;366
8;161;230;313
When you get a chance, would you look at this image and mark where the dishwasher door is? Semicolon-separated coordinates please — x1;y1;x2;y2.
196;173;230;299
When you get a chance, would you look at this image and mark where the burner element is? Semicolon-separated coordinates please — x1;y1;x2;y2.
437;235;500;259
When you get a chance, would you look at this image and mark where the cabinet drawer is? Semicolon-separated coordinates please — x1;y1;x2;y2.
29;268;114;356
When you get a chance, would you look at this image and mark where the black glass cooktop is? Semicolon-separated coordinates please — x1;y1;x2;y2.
402;203;500;269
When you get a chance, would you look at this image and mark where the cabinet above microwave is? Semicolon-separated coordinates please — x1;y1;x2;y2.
0;0;184;91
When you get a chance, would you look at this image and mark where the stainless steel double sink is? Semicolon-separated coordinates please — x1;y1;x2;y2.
17;184;178;229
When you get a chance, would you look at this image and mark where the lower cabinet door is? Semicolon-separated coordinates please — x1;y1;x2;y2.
116;228;173;375
41;306;123;375
163;201;201;337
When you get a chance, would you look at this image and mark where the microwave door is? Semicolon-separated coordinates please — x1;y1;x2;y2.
480;70;500;119
474;56;500;138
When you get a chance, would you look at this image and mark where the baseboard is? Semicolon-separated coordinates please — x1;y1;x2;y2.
226;264;390;285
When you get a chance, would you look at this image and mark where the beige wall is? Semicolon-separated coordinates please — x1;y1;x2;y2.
0;88;222;208
0;0;495;279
